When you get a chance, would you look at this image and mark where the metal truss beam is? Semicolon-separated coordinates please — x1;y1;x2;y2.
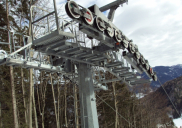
0;56;63;73
99;0;128;12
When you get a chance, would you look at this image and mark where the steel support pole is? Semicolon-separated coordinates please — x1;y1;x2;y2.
108;7;117;22
53;0;59;30
78;63;99;128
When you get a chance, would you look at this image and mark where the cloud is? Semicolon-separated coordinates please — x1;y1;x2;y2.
113;0;182;66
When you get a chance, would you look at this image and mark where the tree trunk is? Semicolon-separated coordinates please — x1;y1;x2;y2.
103;105;107;128
132;102;136;128
50;73;60;128
112;82;118;128
28;0;33;127
41;74;47;128
57;78;60;127
140;104;143;128
64;81;68;127
128;109;131;128
21;68;28;126
6;0;19;127
33;84;38;128
29;69;33;128
0;102;2;127
60;95;64;128
10;66;19;128
74;84;79;128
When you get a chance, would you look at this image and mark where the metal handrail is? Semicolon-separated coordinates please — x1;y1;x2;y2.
0;27;12;53
0;42;9;45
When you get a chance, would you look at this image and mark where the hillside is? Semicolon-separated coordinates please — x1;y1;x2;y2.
147;75;182;119
142;64;182;88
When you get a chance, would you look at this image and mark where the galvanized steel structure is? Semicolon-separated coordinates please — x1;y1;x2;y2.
0;0;157;127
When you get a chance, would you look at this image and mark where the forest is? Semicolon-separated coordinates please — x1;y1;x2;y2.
0;0;176;128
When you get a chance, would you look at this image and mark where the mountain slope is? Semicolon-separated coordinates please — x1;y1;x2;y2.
142;64;182;88
150;75;182;118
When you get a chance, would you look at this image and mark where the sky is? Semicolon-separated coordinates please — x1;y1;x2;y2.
54;0;182;67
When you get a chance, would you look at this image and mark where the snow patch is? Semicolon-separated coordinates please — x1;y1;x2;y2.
177;64;182;68
173;117;182;128
0;50;8;58
164;72;168;75
155;84;161;87
135;93;145;99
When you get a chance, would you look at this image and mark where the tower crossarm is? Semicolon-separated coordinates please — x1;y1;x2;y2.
99;0;128;12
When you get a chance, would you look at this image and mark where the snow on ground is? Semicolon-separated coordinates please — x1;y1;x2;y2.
135;93;145;99
164;72;168;75
173;117;182;128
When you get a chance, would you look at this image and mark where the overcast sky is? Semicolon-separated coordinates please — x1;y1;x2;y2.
55;0;182;67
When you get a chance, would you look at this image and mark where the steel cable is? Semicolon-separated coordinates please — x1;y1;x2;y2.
96;94;136;128
157;78;182;119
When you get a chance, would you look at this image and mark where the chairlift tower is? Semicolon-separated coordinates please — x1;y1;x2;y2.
0;0;158;127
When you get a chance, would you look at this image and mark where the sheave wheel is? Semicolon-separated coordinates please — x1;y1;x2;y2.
145;60;150;71
65;1;80;19
95;17;105;31
140;54;145;65
128;42;135;54
105;23;114;37
114;30;122;42
121;36;128;49
149;66;154;76
152;73;157;81
134;51;141;60
83;8;94;25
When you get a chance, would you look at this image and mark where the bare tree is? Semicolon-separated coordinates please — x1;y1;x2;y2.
6;0;19;127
